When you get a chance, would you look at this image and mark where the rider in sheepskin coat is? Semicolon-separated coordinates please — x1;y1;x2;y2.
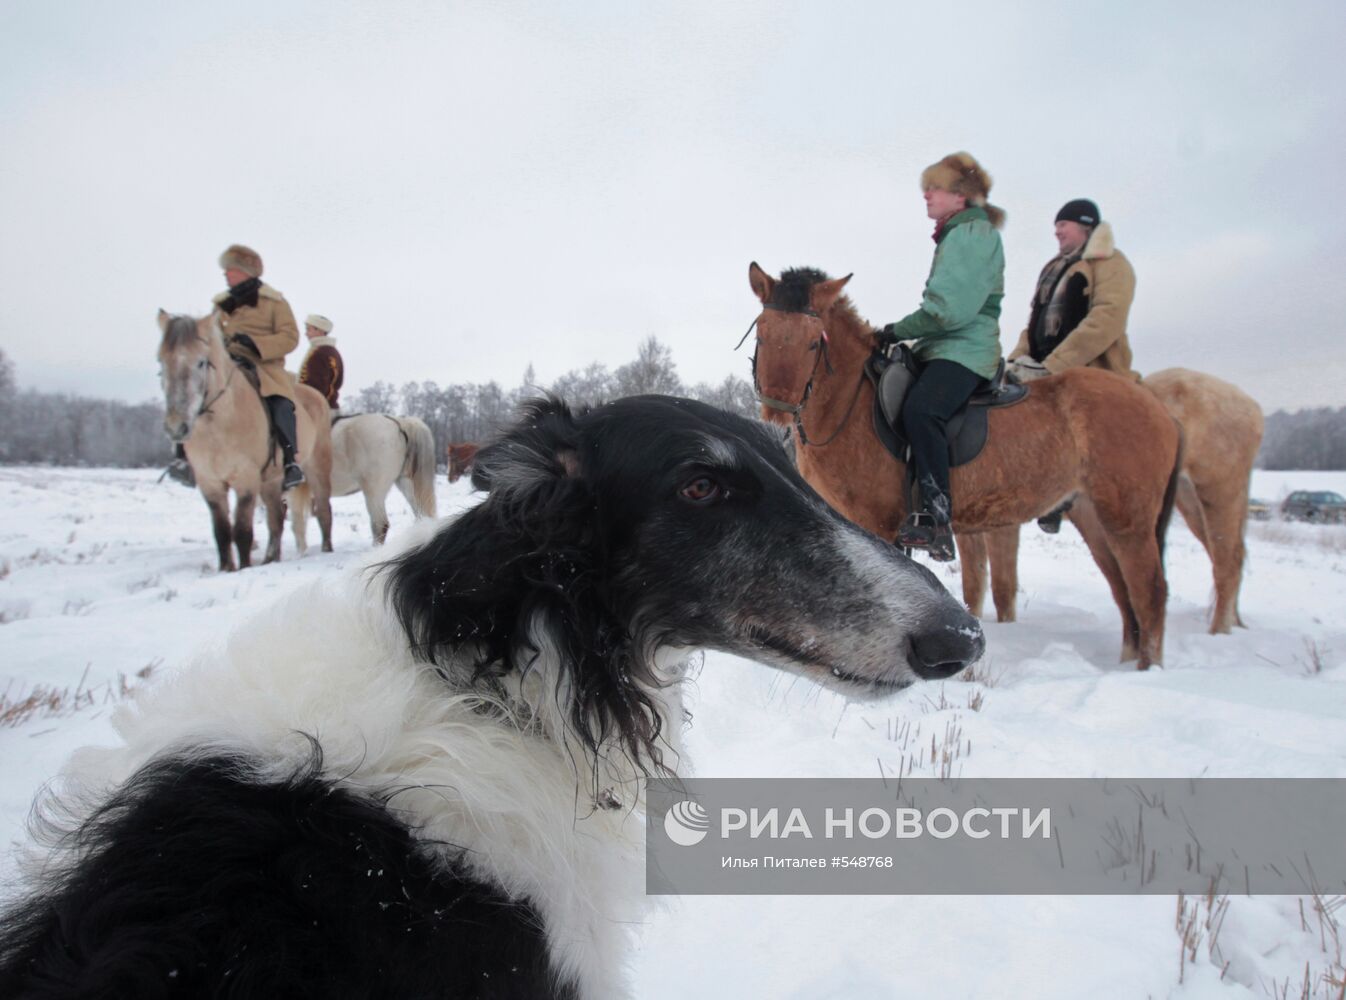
1010;218;1139;381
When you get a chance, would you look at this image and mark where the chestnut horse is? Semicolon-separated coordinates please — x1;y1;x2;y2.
748;264;1182;668
446;442;479;484
962;369;1263;634
158;311;333;570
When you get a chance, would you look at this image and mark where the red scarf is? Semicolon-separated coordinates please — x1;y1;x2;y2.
931;212;957;243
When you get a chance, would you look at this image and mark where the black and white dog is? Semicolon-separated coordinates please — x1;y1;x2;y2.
0;395;983;999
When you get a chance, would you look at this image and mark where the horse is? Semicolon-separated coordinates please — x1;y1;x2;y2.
157;311;334;570
747;263;1183;669
446;442;479;483
961;369;1263;634
325;413;438;545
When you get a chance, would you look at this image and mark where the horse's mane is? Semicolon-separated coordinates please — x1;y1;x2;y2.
774;267;867;332
163;315;201;351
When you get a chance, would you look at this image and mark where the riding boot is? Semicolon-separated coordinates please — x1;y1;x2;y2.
1037;498;1074;534
896;480;956;562
165;443;195;488
265;396;306;491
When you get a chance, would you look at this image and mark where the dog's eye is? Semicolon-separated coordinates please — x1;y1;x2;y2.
679;476;723;504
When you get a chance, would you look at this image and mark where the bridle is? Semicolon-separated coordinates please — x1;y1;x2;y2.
194;338;237;419
741;304;867;448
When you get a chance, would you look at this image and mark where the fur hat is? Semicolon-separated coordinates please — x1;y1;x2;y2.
304;314;334;333
218;244;263;278
920;152;1006;229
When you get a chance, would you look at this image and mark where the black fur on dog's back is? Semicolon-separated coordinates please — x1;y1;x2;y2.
0;745;571;999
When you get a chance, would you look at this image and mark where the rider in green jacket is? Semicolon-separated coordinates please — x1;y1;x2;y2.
877;152;1006;561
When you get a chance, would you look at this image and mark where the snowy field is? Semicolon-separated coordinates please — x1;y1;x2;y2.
1;466;1344;998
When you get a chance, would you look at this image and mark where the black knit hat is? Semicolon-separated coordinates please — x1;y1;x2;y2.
1055;199;1101;226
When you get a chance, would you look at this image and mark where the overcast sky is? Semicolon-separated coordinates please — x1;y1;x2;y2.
2;1;1343;414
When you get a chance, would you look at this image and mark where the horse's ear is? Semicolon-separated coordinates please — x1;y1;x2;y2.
157;309;170;334
810;273;853;314
749;261;776;305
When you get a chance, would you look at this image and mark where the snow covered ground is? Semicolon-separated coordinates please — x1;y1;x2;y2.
1;466;1343;998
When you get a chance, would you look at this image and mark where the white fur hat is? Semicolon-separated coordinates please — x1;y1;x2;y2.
304;314;334;333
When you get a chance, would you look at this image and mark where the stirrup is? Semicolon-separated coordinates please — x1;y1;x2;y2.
897;512;956;562
282;462;306;491
897;511;940;547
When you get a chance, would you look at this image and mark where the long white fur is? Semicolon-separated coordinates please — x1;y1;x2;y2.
24;525;684;1000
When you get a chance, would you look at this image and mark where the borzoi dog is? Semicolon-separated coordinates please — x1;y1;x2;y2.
0;395;984;999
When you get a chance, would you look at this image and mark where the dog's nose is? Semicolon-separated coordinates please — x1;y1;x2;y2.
909;616;985;679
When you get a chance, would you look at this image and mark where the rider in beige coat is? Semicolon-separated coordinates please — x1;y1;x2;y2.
166;245;305;490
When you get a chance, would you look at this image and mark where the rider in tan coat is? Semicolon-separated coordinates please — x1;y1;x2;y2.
1007;199;1139;531
1007;198;1138;382
166;245;305;490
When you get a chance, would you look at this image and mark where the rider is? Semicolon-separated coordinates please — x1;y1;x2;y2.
1006;198;1138;531
214;244;306;490
876;152;1006;562
298;314;344;412
1007;198;1138;383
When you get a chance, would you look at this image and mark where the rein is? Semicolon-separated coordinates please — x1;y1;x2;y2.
745;305;866;448
196;349;237;418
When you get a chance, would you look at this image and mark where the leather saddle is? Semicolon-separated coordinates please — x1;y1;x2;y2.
866;345;1028;468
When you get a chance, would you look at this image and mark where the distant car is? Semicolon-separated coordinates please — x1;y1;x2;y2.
1280;490;1346;523
1247;498;1272;521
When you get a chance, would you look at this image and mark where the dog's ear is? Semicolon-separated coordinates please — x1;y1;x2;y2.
383;396;667;777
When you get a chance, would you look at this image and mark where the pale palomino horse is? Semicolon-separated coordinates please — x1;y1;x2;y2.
157;311;334;570
325;413;438;544
960;368;1263;634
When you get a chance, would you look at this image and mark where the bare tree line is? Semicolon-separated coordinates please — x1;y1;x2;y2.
1258;406;1346;471
0;339;759;468
6;340;1336;470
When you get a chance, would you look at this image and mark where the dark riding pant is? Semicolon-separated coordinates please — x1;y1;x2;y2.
901;359;984;524
265;395;299;465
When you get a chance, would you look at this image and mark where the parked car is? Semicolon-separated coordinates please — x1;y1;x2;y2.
1280;490;1346;523
1247;497;1272;521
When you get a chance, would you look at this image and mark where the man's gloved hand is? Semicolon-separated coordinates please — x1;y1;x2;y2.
873;323;896;347
1008;357;1051;382
229;333;260;357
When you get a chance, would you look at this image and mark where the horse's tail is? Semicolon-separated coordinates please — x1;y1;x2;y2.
1156;418;1185;567
400;417;438;519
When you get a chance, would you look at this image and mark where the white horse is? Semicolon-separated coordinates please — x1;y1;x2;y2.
312;413;438;545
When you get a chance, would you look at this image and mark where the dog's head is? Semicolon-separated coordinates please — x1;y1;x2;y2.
386;395;983;776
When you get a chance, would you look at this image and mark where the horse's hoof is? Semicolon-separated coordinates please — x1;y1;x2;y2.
322;544;334;553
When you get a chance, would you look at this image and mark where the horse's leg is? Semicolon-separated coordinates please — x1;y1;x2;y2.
957;531;988;618
316;490;333;553
288;483;310;556
363;485;390;546
233;492;256;570
1199;492;1248;635
1107;529;1169;670
1068;501;1141;664
262;485;284;564
987;524;1020;624
203;489;235;572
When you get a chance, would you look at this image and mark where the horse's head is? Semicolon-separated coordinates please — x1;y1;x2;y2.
446;443;478;483
157;310;216;443
747;263;855;428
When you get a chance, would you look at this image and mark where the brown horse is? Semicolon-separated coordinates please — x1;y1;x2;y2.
962;369;1263;634
158;311;334;571
748;263;1183;668
446;442;479;484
